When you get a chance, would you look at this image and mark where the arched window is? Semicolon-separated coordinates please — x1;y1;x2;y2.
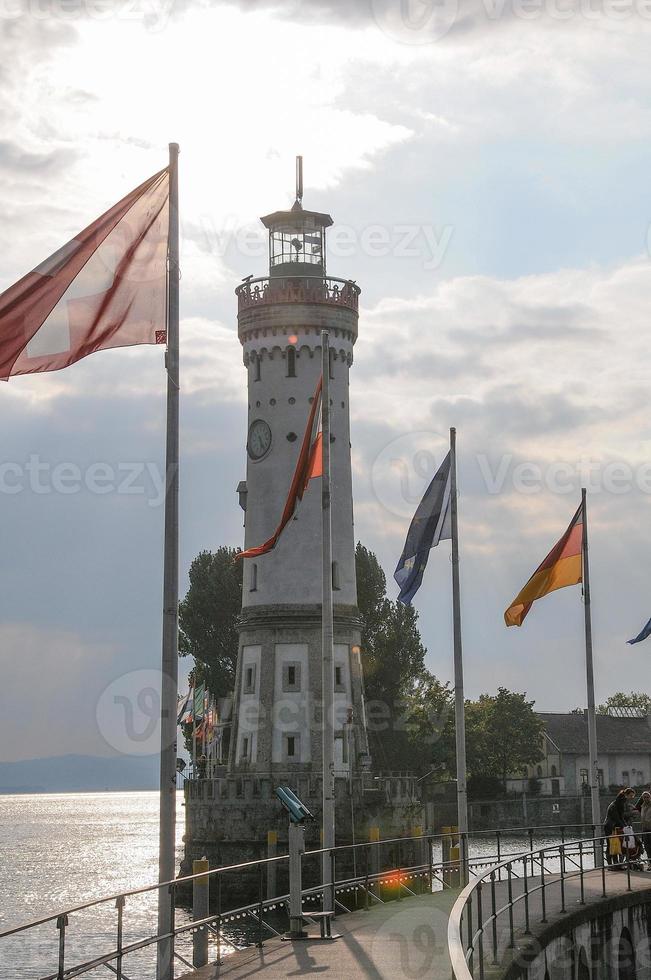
537;766;543;778
618;928;636;980
332;561;340;590
250;563;258;592
287;347;296;378
551;765;557;777
329;347;335;379
252;352;261;382
577;948;590;980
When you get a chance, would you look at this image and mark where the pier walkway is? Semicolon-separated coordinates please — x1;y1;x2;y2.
180;869;651;980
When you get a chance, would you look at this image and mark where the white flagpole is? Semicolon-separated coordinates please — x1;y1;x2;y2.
321;330;335;912
450;427;469;883
156;141;180;980
581;488;602;843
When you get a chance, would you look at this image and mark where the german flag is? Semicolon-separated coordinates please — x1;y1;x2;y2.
237;375;323;560
505;502;583;627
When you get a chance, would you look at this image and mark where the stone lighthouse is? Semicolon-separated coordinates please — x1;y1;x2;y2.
230;166;370;780
182;165;421;886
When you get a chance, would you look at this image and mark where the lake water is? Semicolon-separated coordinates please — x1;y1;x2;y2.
0;791;595;979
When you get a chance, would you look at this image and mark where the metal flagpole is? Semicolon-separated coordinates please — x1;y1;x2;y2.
321;330;336;912
449;427;469;884
581;487;602;849
156;141;180;980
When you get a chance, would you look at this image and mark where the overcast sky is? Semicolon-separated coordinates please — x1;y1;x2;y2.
1;0;651;761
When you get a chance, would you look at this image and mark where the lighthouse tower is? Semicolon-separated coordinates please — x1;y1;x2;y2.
182;165;422;892
230;162;370;778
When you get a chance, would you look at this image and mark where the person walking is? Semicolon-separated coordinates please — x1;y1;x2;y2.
637;790;651;865
604;788;635;866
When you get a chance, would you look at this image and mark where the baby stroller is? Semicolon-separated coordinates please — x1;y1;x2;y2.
621;825;645;870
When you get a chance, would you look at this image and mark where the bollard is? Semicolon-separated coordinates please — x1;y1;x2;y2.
192;857;210;968
266;830;278;900
443;826;461;889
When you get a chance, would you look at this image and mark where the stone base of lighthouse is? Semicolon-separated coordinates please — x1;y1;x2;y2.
179;605;425;906
180;773;425;907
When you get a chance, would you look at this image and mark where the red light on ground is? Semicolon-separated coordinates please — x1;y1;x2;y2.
288;334;298;345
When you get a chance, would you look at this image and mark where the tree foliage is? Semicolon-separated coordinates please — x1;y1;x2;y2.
598;691;651;715
178;547;242;696
355;543;455;774
464;688;545;787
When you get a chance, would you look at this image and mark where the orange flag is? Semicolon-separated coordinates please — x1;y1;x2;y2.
237;376;323;560
505;502;583;627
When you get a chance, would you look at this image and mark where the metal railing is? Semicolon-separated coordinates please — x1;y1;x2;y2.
235;274;360;313
1;822;598;980
448;832;647;979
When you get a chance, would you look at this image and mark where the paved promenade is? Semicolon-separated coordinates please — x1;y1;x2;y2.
180;868;651;979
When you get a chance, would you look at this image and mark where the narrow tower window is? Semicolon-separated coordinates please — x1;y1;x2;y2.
252;353;261;381
250;563;258;592
332;560;340;590
287;347;296;378
329;347;335;380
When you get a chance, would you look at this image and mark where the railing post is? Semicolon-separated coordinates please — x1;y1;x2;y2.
466;893;474;973
496;831;502;881
115;896;125;980
364;845;370;910
523;855;531;934
56;914;68;980
216;872;223;965
476;880;485;980
257;861;264;948
601;836;607;897
560;845;566;913
330;849;336;914
428;836;434;892
579;840;585;905
192;857;210;967
507;863;514;948
490;871;498;965
540;850;547;923
528;828;534;875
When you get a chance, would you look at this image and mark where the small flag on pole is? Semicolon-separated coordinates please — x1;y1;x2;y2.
504;501;583;627
627;617;651;645
394;451;452;605
0;168;169;379
237;375;323;560
193;682;205;721
177;688;192;725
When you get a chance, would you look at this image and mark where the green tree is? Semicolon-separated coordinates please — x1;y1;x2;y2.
598;692;651;715
178;547;243;696
465;688;545;788
355;543;455;773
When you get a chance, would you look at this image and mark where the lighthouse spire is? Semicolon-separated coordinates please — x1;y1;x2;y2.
295;155;303;208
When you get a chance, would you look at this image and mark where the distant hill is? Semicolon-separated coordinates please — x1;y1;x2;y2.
0;754;160;792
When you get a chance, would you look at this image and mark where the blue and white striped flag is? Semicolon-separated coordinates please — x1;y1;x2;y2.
394;452;452;605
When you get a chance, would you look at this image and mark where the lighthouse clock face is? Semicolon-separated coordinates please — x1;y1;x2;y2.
247;419;272;460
